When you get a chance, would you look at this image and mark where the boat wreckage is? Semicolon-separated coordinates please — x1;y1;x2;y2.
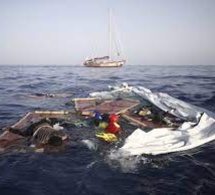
1;83;215;156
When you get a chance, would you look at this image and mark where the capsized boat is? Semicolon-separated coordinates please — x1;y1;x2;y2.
84;10;126;68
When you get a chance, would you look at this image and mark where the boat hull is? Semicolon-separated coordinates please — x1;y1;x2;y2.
84;60;125;68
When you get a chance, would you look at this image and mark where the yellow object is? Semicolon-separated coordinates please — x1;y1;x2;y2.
99;122;108;129
95;132;118;142
138;109;151;117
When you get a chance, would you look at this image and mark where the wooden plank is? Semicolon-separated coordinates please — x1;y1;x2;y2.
121;112;170;129
35;110;69;115
73;98;97;111
121;114;147;127
9;111;71;130
0;131;25;148
81;99;140;115
73;98;96;101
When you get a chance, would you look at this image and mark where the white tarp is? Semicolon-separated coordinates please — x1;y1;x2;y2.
90;84;215;155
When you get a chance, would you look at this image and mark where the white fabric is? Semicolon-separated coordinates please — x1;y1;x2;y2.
90;84;215;155
120;113;215;155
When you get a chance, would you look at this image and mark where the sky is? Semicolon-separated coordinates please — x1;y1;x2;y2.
0;0;215;65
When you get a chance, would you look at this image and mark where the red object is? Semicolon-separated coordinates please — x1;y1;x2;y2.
106;122;121;135
109;114;119;123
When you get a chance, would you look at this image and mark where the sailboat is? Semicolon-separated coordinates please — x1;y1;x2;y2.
83;10;126;68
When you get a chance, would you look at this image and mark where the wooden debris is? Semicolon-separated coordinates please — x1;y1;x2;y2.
121;109;183;129
0;131;25;148
28;93;72;99
35;110;69;115
80;99;140;116
0;110;73;150
73;98;97;111
121;113;147;127
10;111;70;130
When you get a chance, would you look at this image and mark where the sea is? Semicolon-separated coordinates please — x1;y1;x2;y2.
0;65;215;195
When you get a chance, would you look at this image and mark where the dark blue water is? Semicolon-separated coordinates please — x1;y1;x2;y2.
0;65;215;195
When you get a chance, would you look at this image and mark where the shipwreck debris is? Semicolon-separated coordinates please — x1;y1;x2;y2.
0;110;74;153
73;98;140;116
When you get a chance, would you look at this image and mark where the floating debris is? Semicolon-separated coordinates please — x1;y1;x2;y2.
1;83;215;156
73;98;140;116
28;93;72;99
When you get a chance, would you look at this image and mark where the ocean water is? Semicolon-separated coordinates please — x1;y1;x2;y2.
0;65;215;195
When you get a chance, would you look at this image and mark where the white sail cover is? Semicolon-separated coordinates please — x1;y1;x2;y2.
90;84;215;155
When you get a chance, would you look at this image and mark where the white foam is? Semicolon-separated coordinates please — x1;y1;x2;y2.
81;139;98;151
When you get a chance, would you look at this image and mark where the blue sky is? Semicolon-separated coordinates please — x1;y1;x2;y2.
0;0;214;65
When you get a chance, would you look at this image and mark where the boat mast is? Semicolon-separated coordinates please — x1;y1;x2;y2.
108;9;112;60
